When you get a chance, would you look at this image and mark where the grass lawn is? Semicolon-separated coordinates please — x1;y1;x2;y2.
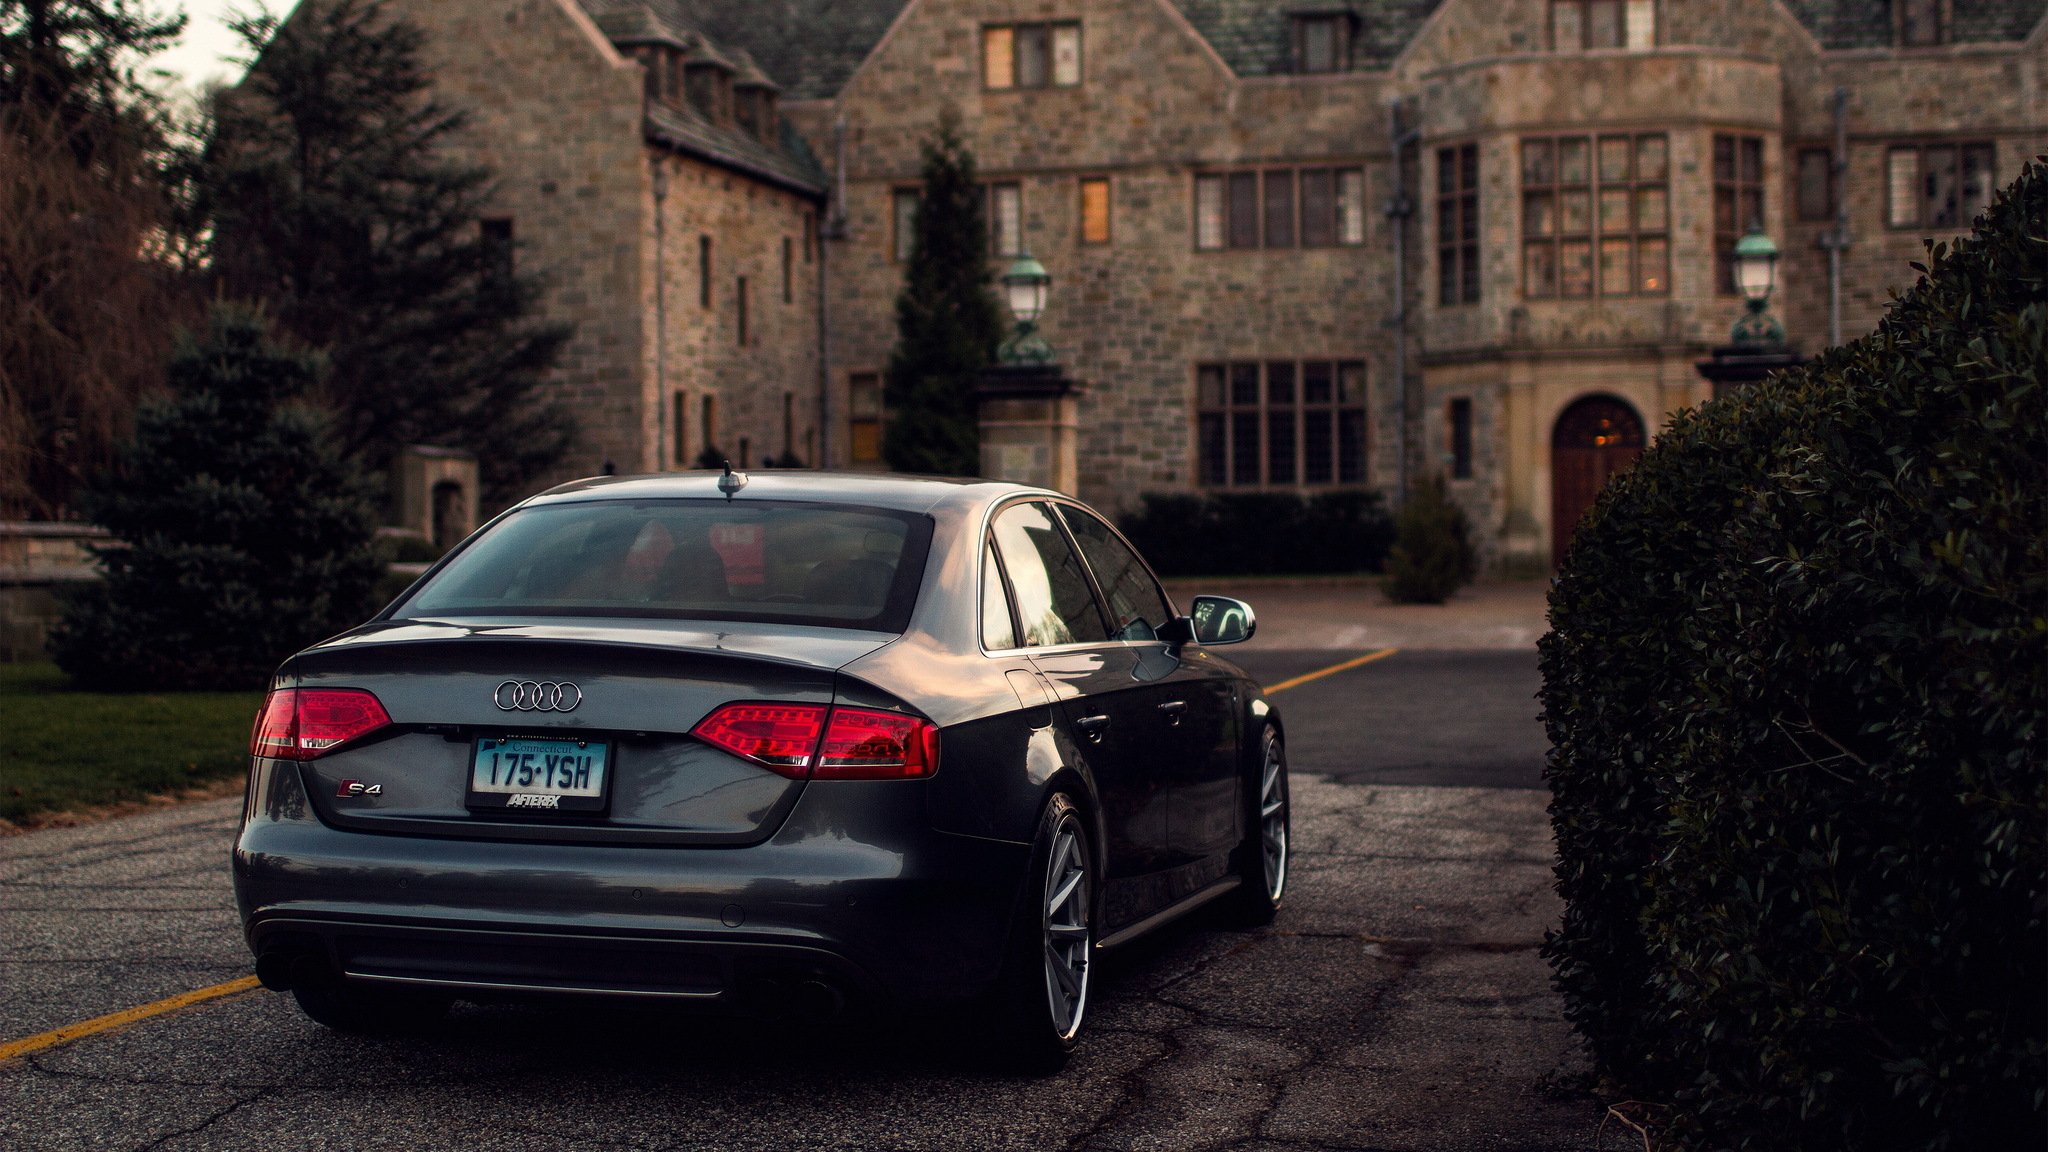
0;663;263;827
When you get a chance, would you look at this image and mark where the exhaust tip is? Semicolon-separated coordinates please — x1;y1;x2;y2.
254;952;300;991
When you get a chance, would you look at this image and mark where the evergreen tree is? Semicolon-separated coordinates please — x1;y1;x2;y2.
883;115;1004;476
49;304;382;690
199;0;573;506
1383;474;1477;604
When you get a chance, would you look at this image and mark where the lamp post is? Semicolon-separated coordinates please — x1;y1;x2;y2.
997;253;1055;366
1697;223;1800;401
981;252;1080;491
1729;224;1785;349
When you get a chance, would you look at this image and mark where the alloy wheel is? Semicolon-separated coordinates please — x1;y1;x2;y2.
1041;814;1091;1040
1260;738;1289;902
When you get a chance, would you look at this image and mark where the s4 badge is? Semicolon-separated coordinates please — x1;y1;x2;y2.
336;780;383;798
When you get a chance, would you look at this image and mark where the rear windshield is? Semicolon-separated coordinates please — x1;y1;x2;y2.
391;499;932;633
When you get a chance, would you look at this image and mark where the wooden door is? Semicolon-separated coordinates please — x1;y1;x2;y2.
1551;396;1646;566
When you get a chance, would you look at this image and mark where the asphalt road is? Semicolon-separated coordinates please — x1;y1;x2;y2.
0;649;1596;1151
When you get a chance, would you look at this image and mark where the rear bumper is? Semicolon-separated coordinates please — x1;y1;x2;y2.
234;761;1029;1006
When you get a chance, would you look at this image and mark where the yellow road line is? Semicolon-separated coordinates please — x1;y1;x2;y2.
1264;648;1399;695
0;976;261;1065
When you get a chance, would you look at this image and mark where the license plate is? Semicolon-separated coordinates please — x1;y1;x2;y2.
467;737;608;814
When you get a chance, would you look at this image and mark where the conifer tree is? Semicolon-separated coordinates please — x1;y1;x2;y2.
49;305;382;690
199;0;573;506
883;115;1004;476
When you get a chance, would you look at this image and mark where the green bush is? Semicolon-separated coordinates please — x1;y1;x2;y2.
1540;162;2046;1150
1383;474;1477;604
49;305;382;691
1118;490;1393;577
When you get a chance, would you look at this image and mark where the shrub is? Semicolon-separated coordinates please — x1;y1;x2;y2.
49;305;382;691
1118;490;1392;577
1540;162;2046;1150
1382;474;1476;604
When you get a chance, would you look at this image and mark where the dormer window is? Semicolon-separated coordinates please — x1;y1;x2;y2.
734;86;779;145
1897;0;1945;46
1292;13;1351;74
685;61;732;125
633;46;683;107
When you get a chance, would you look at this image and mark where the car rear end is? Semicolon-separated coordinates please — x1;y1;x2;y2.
233;486;1027;1017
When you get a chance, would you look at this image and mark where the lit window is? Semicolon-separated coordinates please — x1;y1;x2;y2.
1522;133;1668;298
984;22;1080;90
848;373;883;465
1079;178;1110;245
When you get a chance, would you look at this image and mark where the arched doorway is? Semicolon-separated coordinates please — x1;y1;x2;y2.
1551;395;1646;565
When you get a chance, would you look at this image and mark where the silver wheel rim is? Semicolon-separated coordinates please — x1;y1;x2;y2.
1260;739;1289;902
1042;814;1091;1041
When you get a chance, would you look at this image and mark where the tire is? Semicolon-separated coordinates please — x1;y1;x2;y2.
291;969;452;1035
988;791;1094;1075
1225;725;1290;926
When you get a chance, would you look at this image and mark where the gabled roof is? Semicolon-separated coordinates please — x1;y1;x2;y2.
1779;0;2045;50
579;1;828;195
582;0;2048;102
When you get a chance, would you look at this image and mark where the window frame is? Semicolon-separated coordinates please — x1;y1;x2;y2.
1520;133;1669;300
1885;141;1996;231
1896;0;1946;47
981;21;1082;91
782;237;794;304
1196;360;1369;489
1292;13;1352;74
1713;134;1766;296
735;275;749;346
983;180;1025;257
698;234;713;309
891;186;920;263
1193;166;1367;252
847;371;884;466
1794;146;1835;223
1052;502;1177;645
1079;176;1112;246
1448;397;1474;480
1549;0;1655;50
1436;144;1481;307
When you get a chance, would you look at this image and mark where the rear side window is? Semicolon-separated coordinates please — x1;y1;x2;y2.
1059;506;1173;642
990;501;1108;647
394;499;932;632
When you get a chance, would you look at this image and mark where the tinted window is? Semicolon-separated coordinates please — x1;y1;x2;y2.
982;540;1018;651
991;502;1107;647
395;500;931;632
1060;506;1173;642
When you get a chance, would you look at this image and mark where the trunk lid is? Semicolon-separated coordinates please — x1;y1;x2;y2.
279;619;894;846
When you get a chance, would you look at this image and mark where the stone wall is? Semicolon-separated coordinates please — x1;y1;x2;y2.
795;0;1406;516
647;155;824;472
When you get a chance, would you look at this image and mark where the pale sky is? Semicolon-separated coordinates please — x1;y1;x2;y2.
147;0;303;95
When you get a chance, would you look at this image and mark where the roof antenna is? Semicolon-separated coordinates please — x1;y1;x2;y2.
717;459;748;499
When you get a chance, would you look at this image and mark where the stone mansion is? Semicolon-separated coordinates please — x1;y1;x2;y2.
362;0;2045;569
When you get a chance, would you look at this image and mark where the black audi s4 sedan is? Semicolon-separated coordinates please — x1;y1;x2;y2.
234;471;1288;1070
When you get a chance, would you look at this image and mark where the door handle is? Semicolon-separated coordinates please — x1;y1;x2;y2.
1157;700;1188;725
1073;714;1112;742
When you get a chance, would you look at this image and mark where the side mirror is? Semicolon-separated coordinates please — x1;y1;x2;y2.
1180;595;1256;646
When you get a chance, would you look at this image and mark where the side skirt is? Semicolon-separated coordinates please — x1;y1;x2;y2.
1094;876;1240;952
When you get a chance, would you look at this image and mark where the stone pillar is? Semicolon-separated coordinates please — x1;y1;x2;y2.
978;365;1083;494
394;446;482;548
1694;347;1803;402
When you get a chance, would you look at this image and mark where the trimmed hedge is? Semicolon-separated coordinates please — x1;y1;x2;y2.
1540;161;2045;1150
1118;490;1393;577
1383;474;1477;604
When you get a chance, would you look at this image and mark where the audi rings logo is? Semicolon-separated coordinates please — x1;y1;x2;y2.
494;680;582;713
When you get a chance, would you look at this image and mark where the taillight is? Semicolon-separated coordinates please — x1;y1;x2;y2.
692;703;830;778
815;707;939;780
691;703;939;780
249;689;392;760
